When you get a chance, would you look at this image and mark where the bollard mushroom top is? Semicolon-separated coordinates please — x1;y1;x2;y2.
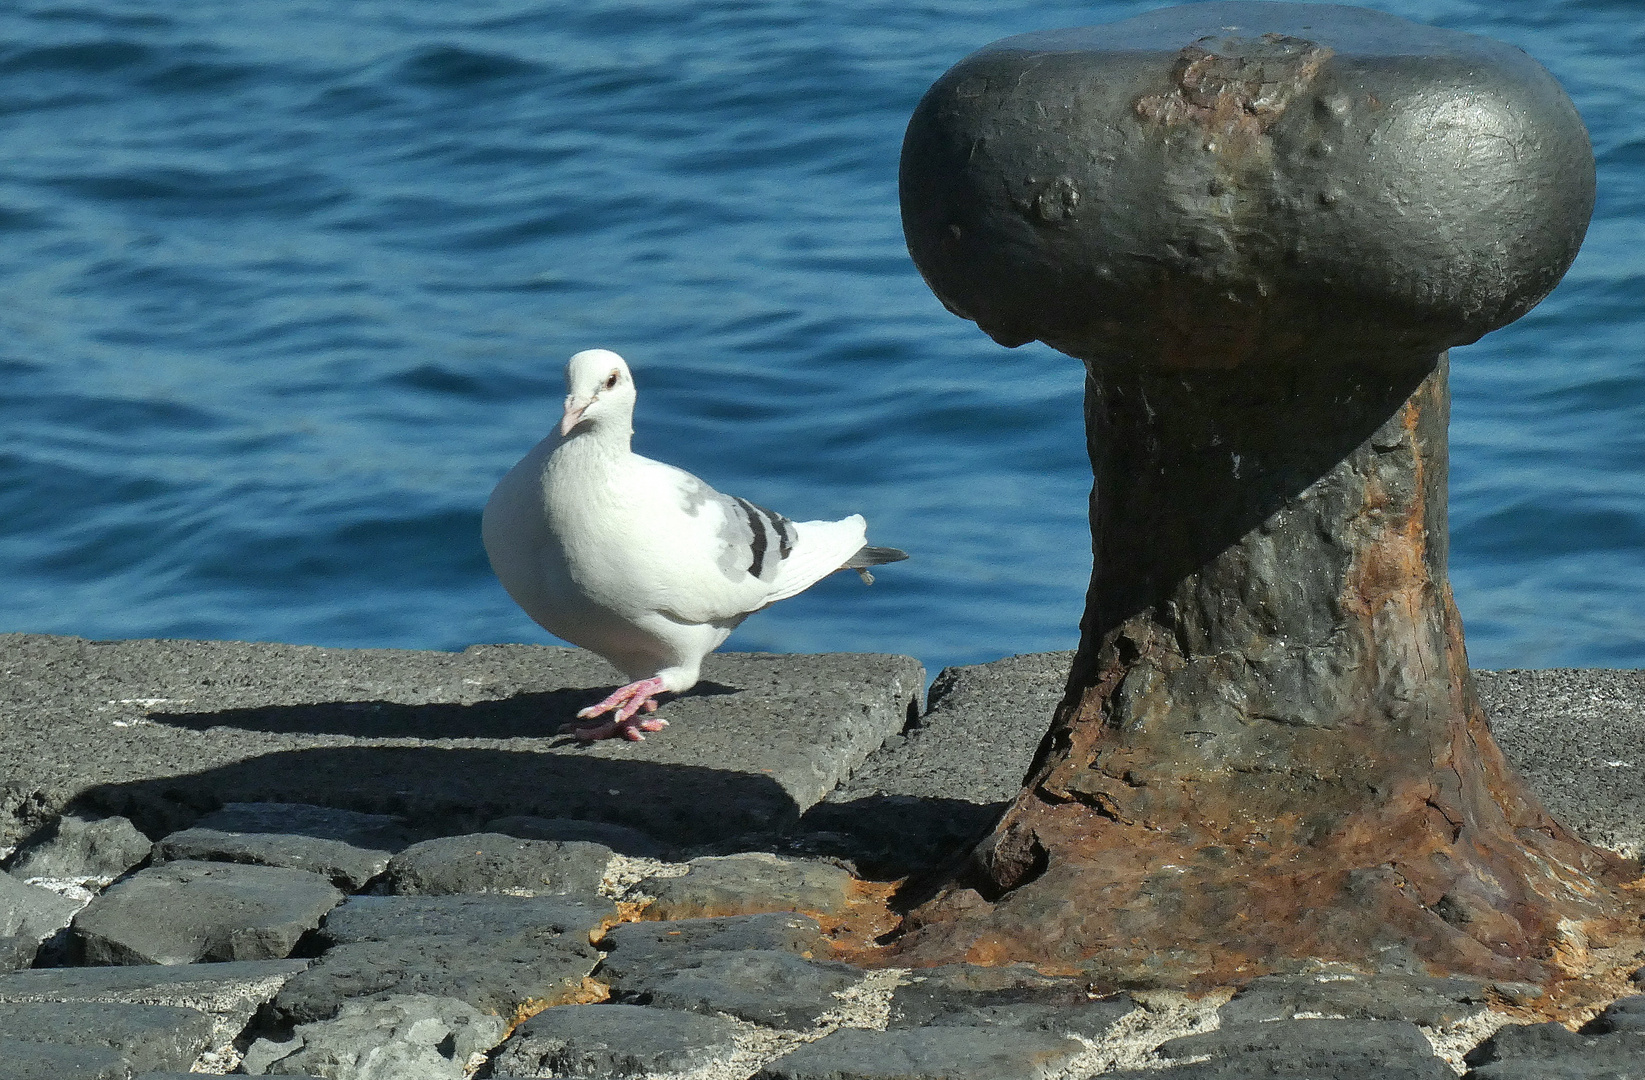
900;1;1594;368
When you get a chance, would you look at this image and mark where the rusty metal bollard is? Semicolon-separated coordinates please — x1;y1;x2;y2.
893;2;1641;991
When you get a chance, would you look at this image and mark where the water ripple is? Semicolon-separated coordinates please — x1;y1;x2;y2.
0;0;1637;674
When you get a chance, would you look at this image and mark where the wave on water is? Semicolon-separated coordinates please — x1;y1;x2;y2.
0;0;1639;675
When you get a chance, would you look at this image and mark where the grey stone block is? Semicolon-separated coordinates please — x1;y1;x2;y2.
0;1041;133;1080
490;1003;740;1078
318;894;617;948
382;833;610;897
1119;1062;1454;1080
1477;669;1645;859
833;652;1070;806
596;917;849;1031
596;912;830;968
0;957;310;1009
1467;1066;1644;1080
754;1025;1085;1080
242;994;506;1078
809;652;1068;874
1158;1019;1451;1078
0;869;82;952
7;816;150;883
71;860;342;965
0;636;921;849
603;948;861;1030
0;1002;212;1073
1164;1018;1439;1058
888;964;1133;1038
485;815;671;859
1588;996;1645;1034
641;853;855;919
274;896;606;1025
192;802;416;851
154;827;389;891
1466;1021;1645;1072
1220;973;1490;1027
0;933;38;971
272;936;601;1026
137;1076;320;1080
0;959;312;1062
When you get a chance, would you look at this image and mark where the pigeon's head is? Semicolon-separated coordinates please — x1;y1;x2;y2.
560;348;636;437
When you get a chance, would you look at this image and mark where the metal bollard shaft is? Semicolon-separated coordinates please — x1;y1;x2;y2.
893;2;1638;991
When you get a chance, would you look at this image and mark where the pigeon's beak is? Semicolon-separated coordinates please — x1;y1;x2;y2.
559;395;591;437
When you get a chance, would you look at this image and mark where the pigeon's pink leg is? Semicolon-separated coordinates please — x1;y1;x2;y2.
562;677;671;741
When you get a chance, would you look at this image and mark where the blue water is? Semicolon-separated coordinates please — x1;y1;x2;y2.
0;0;1639;678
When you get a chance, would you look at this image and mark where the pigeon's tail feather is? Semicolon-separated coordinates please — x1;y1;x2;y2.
844;545;909;569
764;516;868;605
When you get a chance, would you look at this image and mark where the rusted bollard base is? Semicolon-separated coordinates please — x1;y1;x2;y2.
883;790;1645;995
874;357;1645;998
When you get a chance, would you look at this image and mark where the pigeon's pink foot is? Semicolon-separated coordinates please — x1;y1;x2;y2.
572;714;670;741
561;677;670;740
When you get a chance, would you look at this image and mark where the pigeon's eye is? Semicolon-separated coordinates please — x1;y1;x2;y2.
604;372;619;390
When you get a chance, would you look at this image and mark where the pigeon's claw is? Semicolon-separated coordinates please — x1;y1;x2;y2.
563;677;669;740
577;676;666;720
566;714;670;742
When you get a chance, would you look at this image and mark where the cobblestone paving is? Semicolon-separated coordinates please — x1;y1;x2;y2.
2;638;1643;1078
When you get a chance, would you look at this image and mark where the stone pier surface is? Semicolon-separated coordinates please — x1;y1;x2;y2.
0;634;923;850
0;633;1642;1077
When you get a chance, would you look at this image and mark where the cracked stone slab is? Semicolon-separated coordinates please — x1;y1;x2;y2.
317;894;618;948
592;915;853;1031
596;912;831;967
485;815;672;859
754;1025;1085;1080
0;869;81;958
0;1002;213;1073
1466;1021;1645;1077
0;1040;134;1079
639;852;857;919
489;1003;741;1079
1587;995;1645;1034
273;894;613;1025
1218;973;1490;1027
0;957;311;1008
139;1076;320;1080
1156;1018;1453;1078
6;815;151;883
0;636;921;849
0;958;312;1056
242;994;506;1078
888;964;1134;1039
1;933;40;971
154;827;390;891
602;947;863;1030
808;651;1065;875
1112;1061;1453;1080
830;652;1071;807
272;936;603;1026
71;860;342;965
382;833;612;897
192;803;417;850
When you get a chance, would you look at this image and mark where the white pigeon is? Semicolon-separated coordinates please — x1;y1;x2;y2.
482;348;907;741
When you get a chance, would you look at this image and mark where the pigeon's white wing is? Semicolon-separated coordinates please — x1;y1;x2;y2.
634;457;866;625
764;516;871;603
